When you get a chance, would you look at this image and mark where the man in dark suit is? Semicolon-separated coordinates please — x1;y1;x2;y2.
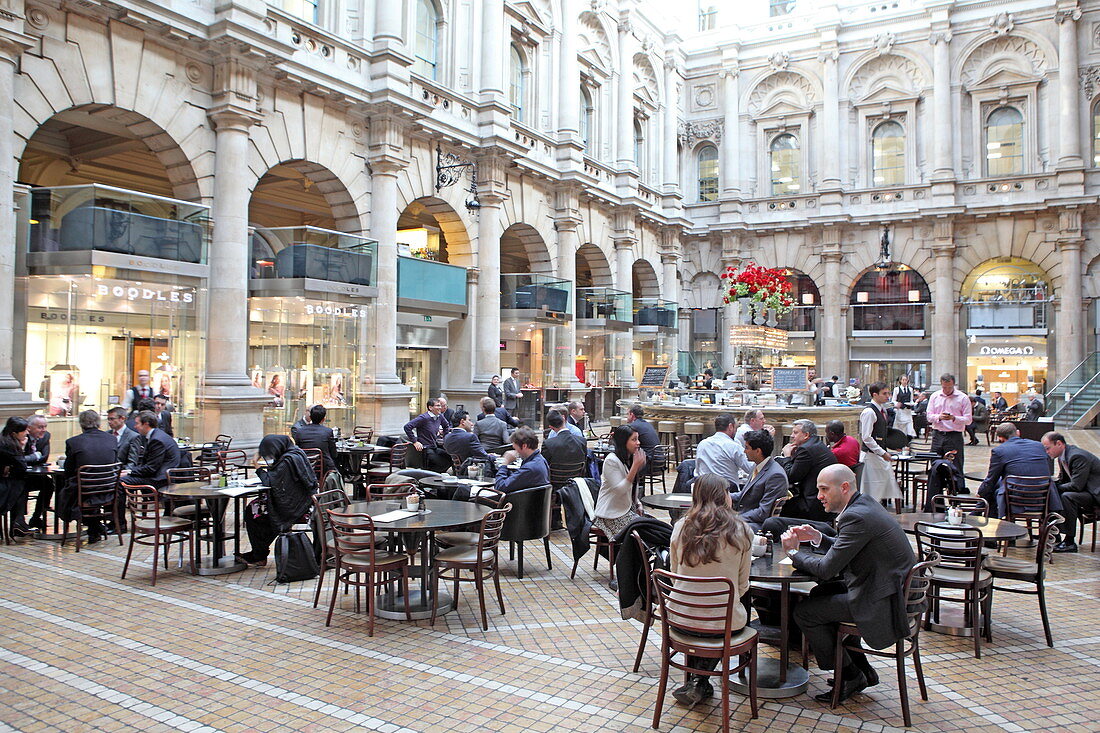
541;410;587;473
776;419;837;522
61;410;123;543
566;401;586;431
106;407;139;468
625;404;660;456
495;427;550;494
443;410;493;465
735;430;789;531
1043;431;1100;553
120;411;181;489
503;368;522;413
153;395;174;436
990;391;1009;412
23;415;53;531
977;422;1059;518
293;404;340;475
487;375;505;408
783;464;916;702
476;396;519;427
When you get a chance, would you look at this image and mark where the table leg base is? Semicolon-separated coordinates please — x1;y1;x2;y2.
39;530;86;543
196;555;247;576
374;589;454;621
926;606;978;637
729;658;809;699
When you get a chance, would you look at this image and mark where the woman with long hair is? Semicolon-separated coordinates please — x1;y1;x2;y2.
237;434;318;566
0;417;32;537
666;473;753;706
592;424;647;537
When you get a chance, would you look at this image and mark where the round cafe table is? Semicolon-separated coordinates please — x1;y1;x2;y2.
344;499;491;621
161;481;261;576
894;512;1028;541
640;492;695;512
24;464;71;541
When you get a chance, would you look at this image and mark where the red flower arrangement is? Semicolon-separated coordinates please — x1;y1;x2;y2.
720;263;795;315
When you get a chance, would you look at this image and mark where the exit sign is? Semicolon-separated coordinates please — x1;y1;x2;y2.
885;339;894;344
423;315;432;322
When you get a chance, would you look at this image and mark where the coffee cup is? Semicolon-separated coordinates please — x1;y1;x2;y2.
946;509;964;525
751;534;768;557
405;494;420;511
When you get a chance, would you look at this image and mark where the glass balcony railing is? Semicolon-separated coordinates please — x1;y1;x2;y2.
398;256;467;306
851;302;927;331
965;301;1048;329
776;305;817;332
251;227;376;286
576;287;632;321
633;298;678;328
501;273;571;314
28;184;209;264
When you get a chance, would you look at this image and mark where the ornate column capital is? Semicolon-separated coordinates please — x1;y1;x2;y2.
928;30;953;46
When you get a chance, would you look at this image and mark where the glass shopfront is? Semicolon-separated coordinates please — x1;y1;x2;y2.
249;297;373;434
965;338;1047;404
23;274;206;442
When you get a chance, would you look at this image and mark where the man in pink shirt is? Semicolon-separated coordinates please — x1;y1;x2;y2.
927;373;972;472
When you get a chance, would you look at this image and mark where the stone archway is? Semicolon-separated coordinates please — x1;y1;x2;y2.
576;243;614;287
397;196;474;266
249;160;362;232
500;223;552;274
632;258;661;299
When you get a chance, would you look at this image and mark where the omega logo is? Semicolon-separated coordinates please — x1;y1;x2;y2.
979;345;1035;356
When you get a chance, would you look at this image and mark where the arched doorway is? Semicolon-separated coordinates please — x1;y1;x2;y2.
961;257;1050;402
17;107;206;442
575;243;627;401
393;197;474;416
632;258;674;382
777;269;822;370
246;160;371;434
499;223;560;412
848;264;932;390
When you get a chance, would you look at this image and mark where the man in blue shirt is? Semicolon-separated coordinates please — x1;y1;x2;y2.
495;427;550;494
404;397;452;472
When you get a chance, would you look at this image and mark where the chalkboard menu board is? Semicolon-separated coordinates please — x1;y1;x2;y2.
639;365;671;388
771;367;809;391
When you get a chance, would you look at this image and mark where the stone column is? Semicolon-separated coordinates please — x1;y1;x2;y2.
661;247;680;371
720;66;740;198
616;16;636;169
0;33;39;418
719;239;742;374
663;57;680;195
820;48;841;189
479;0;505;103
202;101;269;448
930;29;954;182
554;218;585;393
1058;209;1086;376
614;237;637;388
819;236;847;380
930;220;957;379
1057;6;1084;172
442;267;483;410
474;193;504;386
557;0;580;139
374;0;403;45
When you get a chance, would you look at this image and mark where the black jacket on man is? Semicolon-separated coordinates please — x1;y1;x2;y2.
442;428;492;464
123;428;180;488
791;492;916;657
24;432;51;466
541;430;588;473
59;428;120;520
629;418;660;456
1058;444;1100;499
776;437;837;503
293;422;339;475
156;410;174;437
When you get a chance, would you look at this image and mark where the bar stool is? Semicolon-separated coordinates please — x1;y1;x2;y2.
683;421;705;456
657;420;678;457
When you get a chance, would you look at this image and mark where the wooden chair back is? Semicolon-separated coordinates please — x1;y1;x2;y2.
327;510;383;564
902;551;940;638
167;466;212;485
548;458;587;490
930;493;990;517
914;521;984;582
1004;475;1052;524
124;484;162;525
365;482;418;501
471;487;506;509
651;570;738;647
77;463;121;508
353;426;375;442
476;505;512;554
302;448;324;484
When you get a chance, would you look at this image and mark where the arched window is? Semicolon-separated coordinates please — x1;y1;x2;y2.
634;118;645;175
696;145;719;202
850;266;931;331
871;120;905;186
277;0;318;24
985;106;1024;176
580;86;594;151
413;0;440;81
509;44;526;123
1092;101;1100;167
769;133;800;195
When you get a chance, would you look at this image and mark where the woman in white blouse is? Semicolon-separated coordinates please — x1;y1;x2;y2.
593;424;647;537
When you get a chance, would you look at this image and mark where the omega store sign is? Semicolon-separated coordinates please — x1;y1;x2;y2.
967;339;1046;360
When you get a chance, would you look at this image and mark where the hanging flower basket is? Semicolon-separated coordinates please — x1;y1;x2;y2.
720;263;795;316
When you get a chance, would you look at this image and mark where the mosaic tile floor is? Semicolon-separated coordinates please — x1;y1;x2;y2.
2;432;1098;732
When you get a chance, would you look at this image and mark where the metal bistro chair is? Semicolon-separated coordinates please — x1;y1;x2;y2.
310;485;351;609
1004;474;1053;549
62;463;122;552
930;493;990;517
430;504;512;630
915;521;992;658
325;510;412;636
630;529;666;673
650;570;760;731
436;488;507;548
120;484;195;585
638;445;669;496
984;513;1063;648
831;551;939;728
302;447;324;486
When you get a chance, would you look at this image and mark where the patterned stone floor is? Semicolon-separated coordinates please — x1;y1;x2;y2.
1;431;1098;732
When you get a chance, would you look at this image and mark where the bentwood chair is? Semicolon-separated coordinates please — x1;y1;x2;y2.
1004;475;1052;549
430;504;512;630
915;521;992;658
165;466;214;547
121;484;195;585
61;463;122;551
930;493;990;517
325;510;412;636
831;552;939;727
674;434;695;463
364;482;419;502
650;570;760;731
310;485;351;608
638;445;669;495
352;426;375;442
436;488;506;548
366;443;409;484
984;513;1063;647
302;447;324;485
630;529;661;673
